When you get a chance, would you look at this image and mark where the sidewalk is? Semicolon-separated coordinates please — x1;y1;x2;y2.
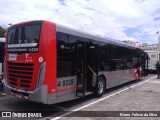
58;75;160;120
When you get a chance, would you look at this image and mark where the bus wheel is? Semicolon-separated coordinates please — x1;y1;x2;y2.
136;72;140;81
94;77;105;97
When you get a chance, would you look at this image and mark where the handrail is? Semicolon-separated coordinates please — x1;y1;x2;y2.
88;66;97;77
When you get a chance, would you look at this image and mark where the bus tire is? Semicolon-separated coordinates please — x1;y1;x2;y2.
94;77;105;97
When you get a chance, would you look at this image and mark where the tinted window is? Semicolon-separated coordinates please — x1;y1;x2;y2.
108;44;118;71
99;43;110;71
7;22;41;47
57;32;77;77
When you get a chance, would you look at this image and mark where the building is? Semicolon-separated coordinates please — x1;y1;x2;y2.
139;36;160;72
139;36;160;51
122;40;137;46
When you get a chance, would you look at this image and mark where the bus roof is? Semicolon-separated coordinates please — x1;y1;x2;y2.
0;38;5;42
8;20;141;50
55;23;137;49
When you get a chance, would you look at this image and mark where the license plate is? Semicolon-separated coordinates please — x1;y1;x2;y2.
9;54;17;61
16;94;22;99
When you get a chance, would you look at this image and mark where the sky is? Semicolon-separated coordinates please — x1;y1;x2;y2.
0;0;160;45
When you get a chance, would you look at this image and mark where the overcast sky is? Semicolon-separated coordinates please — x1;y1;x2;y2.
0;0;160;44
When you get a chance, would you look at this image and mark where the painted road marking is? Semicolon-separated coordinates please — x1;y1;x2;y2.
48;76;156;120
145;81;160;84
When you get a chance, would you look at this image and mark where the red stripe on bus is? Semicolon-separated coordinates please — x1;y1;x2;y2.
107;74;133;81
55;72;139;92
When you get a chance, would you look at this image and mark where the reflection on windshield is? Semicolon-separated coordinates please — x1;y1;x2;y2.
8;23;41;48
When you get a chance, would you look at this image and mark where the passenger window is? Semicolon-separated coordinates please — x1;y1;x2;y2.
57;32;76;77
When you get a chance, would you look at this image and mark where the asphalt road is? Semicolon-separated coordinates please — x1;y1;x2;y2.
0;74;159;120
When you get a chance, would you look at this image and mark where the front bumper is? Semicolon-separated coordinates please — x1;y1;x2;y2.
4;82;49;104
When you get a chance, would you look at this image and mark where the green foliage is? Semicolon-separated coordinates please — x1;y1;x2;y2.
0;26;6;37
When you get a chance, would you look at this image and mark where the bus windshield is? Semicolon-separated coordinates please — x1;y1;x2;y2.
7;23;41;48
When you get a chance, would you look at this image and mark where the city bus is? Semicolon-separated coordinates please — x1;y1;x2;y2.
0;38;5;79
4;20;148;104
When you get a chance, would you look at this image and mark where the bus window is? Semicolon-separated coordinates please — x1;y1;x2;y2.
57;32;76;77
99;43;109;71
7;22;41;49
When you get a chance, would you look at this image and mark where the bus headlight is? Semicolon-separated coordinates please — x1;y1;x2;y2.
36;62;46;87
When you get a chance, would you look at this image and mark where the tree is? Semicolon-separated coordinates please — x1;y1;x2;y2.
0;26;6;37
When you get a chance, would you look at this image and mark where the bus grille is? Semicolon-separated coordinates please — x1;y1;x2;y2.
8;62;34;89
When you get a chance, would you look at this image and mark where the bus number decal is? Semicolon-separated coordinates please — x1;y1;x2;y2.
58;79;73;87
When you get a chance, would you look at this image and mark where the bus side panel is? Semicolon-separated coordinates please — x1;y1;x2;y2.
42;21;57;95
99;69;134;89
56;76;77;103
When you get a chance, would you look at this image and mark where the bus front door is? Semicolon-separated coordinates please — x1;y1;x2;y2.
76;41;98;97
76;41;86;97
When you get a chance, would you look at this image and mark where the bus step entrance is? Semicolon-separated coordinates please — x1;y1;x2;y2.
76;84;93;97
77;91;93;97
84;92;93;96
76;84;84;97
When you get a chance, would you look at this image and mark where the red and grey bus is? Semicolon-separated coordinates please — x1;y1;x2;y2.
3;20;148;104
